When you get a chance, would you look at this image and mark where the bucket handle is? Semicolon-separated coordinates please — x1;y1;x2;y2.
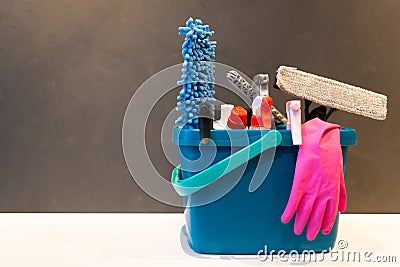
171;130;283;196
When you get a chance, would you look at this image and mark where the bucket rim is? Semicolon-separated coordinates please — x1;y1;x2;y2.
173;126;357;147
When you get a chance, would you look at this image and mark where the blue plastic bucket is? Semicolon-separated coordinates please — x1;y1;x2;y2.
172;125;356;254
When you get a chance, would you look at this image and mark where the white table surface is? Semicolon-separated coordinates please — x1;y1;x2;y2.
0;213;399;266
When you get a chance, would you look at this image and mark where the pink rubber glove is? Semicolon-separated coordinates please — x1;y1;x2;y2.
281;118;347;241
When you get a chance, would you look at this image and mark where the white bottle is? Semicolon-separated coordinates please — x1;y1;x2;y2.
213;104;234;130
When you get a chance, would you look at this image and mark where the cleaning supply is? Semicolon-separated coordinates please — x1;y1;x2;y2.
281;118;346;241
286;100;302;145
275;66;388;120
175;18;217;129
259;97;273;130
172;125;356;253
226;70;255;99
253;74;270;97
198;102;214;144
253;73;274;131
226;70;288;124
227;106;247;129
245;107;253;128
213;104;234;130
170;17;365;256
254;73;274;130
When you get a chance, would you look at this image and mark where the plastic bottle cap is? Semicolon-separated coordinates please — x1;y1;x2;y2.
227;106;247;129
263;96;273;107
291;101;301;111
227;116;246;130
230;106;247;125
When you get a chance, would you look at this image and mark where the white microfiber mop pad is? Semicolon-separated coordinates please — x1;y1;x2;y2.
276;66;388;120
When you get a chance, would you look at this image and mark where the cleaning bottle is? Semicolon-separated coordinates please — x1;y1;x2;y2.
213;104;234;130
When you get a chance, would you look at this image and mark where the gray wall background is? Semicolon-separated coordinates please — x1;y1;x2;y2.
0;0;399;212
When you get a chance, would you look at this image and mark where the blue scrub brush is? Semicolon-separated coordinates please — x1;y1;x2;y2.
175;18;217;129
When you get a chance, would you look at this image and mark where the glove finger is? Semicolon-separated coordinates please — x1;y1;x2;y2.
306;200;326;241
281;190;304;224
338;164;347;212
294;196;314;235
282;143;313;224
321;199;339;235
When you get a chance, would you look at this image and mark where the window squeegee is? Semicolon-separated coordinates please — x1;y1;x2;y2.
275;66;387;121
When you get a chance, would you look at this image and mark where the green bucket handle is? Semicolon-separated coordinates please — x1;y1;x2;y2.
171;130;283;196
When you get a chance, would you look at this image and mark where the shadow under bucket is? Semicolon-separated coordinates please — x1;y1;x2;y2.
171;126;357;255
